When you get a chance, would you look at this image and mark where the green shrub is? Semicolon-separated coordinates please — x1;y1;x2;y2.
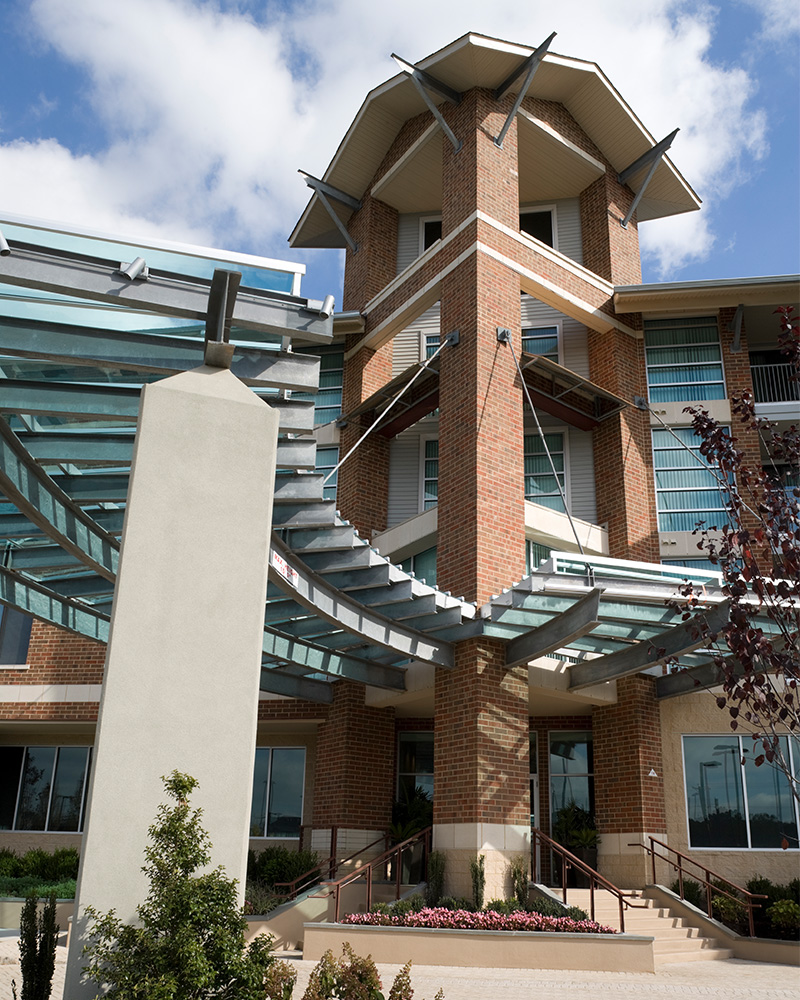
438;896;473;911
507;855;529;906
247;845;321;892
82;771;286;999
18;891;59;1000
564;905;589;921
301;945;445;1000
767;898;800;937
0;878;76;900
670;877;704;909
526;895;567;917
426;850;445;907
0;847;21;878
485;899;519;915
469;855;485;911
243;880;281;916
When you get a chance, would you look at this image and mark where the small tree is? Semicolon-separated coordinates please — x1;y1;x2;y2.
18;891;59;1000
675;306;799;806
81;771;286;999
469;855;485;911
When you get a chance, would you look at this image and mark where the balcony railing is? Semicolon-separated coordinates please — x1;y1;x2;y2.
750;363;800;404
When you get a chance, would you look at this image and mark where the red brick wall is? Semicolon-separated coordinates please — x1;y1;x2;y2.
1;621;106;685
592;675;666;834
311;681;395;829
588;323;660;562
434;640;529;826
0;702;98;722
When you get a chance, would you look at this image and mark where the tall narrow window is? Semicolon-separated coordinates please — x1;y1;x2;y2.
524;433;565;511
293;345;343;425
652;427;729;532
0;607;32;665
645;318;725;402
422;439;438;510
420;218;442;252
549;731;594;837
397;732;434;802
249;747;305;839
522;327;559;362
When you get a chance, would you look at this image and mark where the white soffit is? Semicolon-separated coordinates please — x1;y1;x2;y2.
371;122;443;213
289;32;700;248
517;110;605;202
614;275;800;312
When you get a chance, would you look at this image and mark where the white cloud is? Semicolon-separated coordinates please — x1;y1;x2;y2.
0;0;788;280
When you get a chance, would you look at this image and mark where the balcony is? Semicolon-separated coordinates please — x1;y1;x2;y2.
750;362;799;420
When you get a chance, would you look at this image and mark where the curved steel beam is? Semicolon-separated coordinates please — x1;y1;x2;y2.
569;599;731;690
269;534;455;668
263;627;406;690
504;588;602;669
0;566;110;643
0;419;120;581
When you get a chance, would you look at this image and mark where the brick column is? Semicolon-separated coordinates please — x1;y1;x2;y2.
434;639;529;900
311;681;395;863
432;89;529;900
579;172;642;286
592;675;666;887
588;323;660;562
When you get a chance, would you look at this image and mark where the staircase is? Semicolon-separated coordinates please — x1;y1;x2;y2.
560;889;734;965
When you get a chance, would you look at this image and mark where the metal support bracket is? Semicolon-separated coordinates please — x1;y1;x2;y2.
497;326;511;343
633;395;649;411
204;268;240;369
392;54;462;153
618;128;679;228
117;256;149;281
493;31;556;149
444;329;460;347
299;171;361;253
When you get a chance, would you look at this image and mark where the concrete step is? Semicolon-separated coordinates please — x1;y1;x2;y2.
655;947;734;965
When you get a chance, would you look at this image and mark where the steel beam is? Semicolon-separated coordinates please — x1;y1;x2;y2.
568;599;731;690
259;666;333;703
263;628;406;689
504;588;602;669
392;54;462;152
493;32;556;148
0;245;333;343
0;419;120;581
269;534;455;668
0;566;110;643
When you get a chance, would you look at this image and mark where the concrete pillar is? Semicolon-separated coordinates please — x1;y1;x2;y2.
64;366;278;998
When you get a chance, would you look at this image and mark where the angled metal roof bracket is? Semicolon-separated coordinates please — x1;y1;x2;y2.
299;171;361;252
618;128;679;228
730;303;745;353
392;54;463;153
493;31;556;149
204;268;240;368
0;230;10;256
117;256;149;281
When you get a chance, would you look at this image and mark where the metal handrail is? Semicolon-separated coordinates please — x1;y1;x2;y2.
631;835;768;936
273;826;390;900
532;826;647;933
319;826;432;922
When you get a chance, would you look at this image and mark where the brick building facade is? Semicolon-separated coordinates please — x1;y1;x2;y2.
1;33;798;899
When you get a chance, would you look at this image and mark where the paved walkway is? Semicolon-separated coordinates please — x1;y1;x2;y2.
1;934;798;998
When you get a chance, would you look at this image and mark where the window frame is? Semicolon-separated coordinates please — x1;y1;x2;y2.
1;744;93;833
681;735;799;851
519;204;558;251
418;215;443;256
249;745;306;841
397;730;434;803
418;331;441;362
524;425;570;511
644;317;727;404
521;322;562;365
419;435;439;513
652;425;730;533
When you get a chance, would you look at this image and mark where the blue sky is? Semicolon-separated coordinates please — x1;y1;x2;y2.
0;0;797;302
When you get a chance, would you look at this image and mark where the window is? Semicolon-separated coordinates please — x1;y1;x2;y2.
400;546;437;587
0;745;92;832
652;426;730;532
524;432;565;511
645;318;725;403
315;446;338;502
420;217;442;253
519;208;555;248
293;345;343;425
398;732;433;801
683;736;799;850
421;333;440;360
249;747;305;838
526;540;552;574
521;326;559;362
0;607;32;665
421;439;438;510
549;730;594;833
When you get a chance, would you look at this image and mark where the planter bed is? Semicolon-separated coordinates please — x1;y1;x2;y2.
302;922;656;973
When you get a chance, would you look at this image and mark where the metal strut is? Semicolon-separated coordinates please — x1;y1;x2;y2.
618;129;679;228
392;54;463;152
324;331;458;485
498;327;586;556
299;171;362;253
493;32;556;149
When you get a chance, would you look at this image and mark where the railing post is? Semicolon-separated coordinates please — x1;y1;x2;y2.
705;868;713;918
366;863;373;914
395;845;402;899
334;883;341;923
747;898;756;937
330;826;338;879
650;837;656;885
